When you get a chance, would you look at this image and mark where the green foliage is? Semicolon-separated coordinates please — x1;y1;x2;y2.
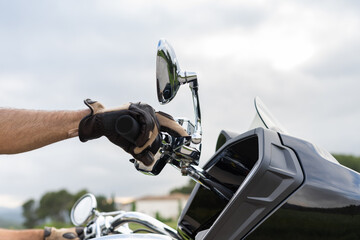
170;180;196;195
96;195;116;212
131;201;136;211
37;189;73;223
22;199;38;228
333;154;360;173
72;189;88;206
155;211;172;222
22;189;116;228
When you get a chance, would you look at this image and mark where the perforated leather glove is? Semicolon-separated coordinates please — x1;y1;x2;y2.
78;99;161;166
44;227;84;240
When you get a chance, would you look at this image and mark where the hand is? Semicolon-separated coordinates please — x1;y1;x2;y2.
78;99;161;165
78;99;189;166
132;111;190;172
44;227;84;240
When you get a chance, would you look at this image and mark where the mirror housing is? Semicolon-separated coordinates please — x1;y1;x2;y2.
156;39;180;104
71;193;97;226
156;39;198;104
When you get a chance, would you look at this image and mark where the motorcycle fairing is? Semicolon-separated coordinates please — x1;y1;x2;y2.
177;128;304;240
244;133;360;239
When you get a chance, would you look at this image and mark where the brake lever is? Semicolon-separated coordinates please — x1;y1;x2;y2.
131;133;200;175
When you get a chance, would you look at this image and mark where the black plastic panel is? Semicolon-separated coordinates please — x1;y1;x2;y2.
178;132;259;239
178;184;228;238
247;134;360;239
202;128;303;240
178;128;304;240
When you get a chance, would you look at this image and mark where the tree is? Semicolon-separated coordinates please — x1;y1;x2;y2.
96;195;116;212
72;189;89;204
22;199;38;228
22;189;116;228
36;189;73;223
333;154;360;173
170;180;196;195
131;201;136;211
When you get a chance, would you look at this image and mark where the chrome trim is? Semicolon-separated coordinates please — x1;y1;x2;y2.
71;193;97;226
92;234;172;240
189;79;202;144
110;212;180;240
156;39;181;104
175;118;195;136
101;210;126;216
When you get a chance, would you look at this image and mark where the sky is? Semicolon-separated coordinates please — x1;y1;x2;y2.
0;0;360;209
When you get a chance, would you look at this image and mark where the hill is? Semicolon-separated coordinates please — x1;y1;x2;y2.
0;207;23;228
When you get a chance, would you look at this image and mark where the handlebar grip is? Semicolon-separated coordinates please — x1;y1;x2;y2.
115;115;140;144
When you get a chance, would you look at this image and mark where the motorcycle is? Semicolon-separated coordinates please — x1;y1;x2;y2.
69;39;360;240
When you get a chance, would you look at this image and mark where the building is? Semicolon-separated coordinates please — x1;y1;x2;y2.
114;196;136;212
115;194;190;220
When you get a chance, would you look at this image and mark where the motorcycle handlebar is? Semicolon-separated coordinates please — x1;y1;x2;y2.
115;115;140;144
110;211;180;239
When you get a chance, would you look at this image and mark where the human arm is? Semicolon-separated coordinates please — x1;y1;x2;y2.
0;228;44;240
0;227;83;240
0;108;89;154
0;100;187;163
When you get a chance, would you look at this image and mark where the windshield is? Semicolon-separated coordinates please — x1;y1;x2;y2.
249;97;288;134
250;97;339;164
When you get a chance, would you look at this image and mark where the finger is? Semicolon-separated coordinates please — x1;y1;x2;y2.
156;112;189;137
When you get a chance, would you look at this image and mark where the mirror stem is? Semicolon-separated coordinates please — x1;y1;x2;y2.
189;78;202;144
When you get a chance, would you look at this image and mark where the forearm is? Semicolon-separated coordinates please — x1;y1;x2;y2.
0;228;43;240
0;108;89;154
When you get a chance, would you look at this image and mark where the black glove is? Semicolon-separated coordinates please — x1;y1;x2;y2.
44;227;84;240
78;99;161;166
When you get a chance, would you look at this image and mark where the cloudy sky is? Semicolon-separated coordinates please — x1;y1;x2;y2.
0;0;360;209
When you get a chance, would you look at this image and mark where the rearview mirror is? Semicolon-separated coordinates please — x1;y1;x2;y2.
156;39;197;104
156;39;181;104
156;39;202;144
70;193;97;226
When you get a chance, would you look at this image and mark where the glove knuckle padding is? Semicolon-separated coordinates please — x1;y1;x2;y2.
129;103;158;145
